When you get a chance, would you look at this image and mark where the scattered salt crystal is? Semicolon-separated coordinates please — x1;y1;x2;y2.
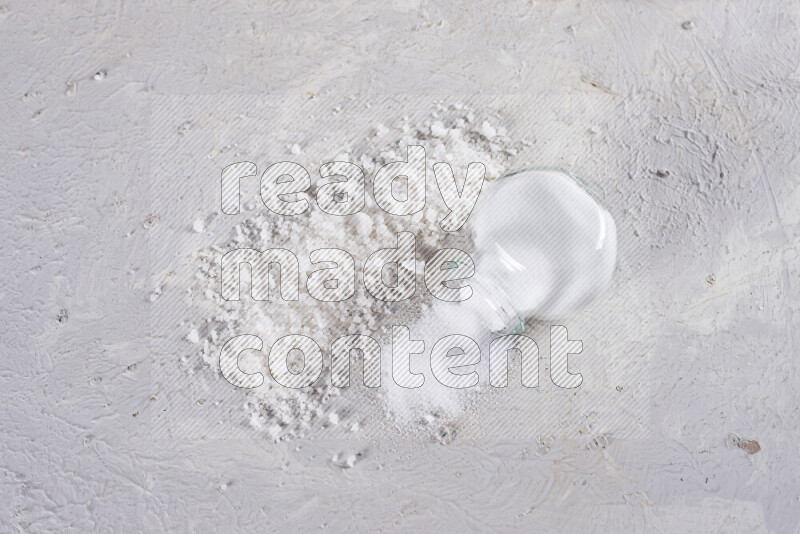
328;412;339;425
290;143;302;155
268;425;282;440
249;412;263;429
332;453;357;468
192;218;205;233
148;286;162;302
479;120;497;138
186;328;200;344
430;120;447;138
374;123;389;137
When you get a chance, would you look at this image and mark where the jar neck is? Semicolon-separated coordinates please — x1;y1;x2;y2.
469;273;525;334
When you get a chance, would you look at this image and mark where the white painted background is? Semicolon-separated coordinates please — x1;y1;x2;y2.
2;1;799;532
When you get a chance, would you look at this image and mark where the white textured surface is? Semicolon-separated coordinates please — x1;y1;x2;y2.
2;1;800;532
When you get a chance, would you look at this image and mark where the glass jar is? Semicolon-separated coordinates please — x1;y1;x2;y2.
466;167;618;333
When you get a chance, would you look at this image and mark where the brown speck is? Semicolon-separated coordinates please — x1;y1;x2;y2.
132;412;138;417
436;425;455;445
738;439;760;454
57;308;68;323
681;20;696;30
655;169;670;178
616;386;623;392
706;274;716;285
143;213;158;230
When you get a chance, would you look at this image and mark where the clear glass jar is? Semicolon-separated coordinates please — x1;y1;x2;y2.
466;167;618;333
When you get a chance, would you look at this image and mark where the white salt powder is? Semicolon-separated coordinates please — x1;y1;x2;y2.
188;103;522;440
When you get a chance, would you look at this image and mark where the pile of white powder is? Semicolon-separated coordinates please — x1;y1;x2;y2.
186;103;526;440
